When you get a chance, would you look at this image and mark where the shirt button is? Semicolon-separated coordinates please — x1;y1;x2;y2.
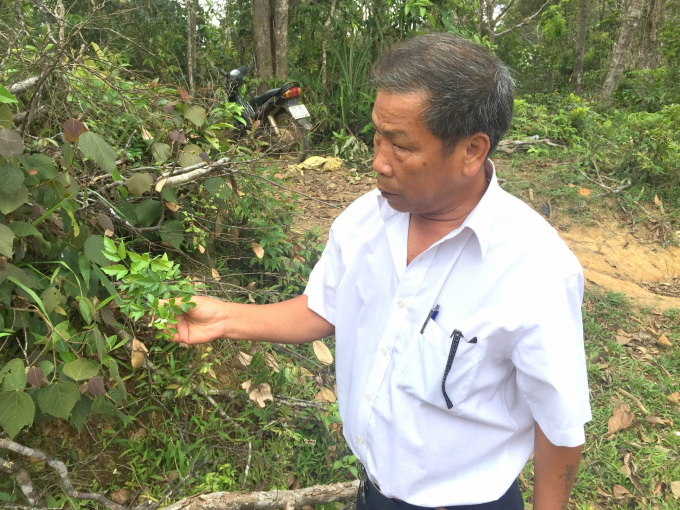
365;394;371;401
397;301;404;309
381;348;387;356
358;437;365;445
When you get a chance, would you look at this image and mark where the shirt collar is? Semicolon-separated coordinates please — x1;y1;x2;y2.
376;159;499;261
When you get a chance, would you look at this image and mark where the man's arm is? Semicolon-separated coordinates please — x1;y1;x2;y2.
167;294;334;345
532;421;583;510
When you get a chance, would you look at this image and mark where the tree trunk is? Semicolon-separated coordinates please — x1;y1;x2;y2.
601;0;645;97
272;0;289;80
485;0;496;44
321;0;337;95
252;0;273;93
477;0;484;37
187;0;197;96
638;0;667;69
572;0;588;94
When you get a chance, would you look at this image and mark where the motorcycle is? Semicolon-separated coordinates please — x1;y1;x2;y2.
221;66;312;162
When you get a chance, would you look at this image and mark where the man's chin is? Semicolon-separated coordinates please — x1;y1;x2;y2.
380;191;410;212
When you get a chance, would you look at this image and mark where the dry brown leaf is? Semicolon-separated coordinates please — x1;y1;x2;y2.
529;188;534;201
312;340;334;365
251;241;264;259
616;328;630;337
613;484;630;499
645;416;668;426
657;334;672;348
671;481;680;499
177;88;191;101
616;335;632;345
104;229;114;237
248;293;255;303
131;350;145;369
265;352;280;373
300;367;313;377
618;464;631;478
237;351;253;366
667;392;680;404
132;338;148;353
198;244;205;254
249;383;273;408
141;126;153;141
322;157;344;171
155;177;167;192
315;387;336;402
578;187;591;197
567;183;576;188
165;201;180;212
211;268;220;281
654;194;664;211
129;427;147;440
110;488;132;505
241;380;252;392
608;404;634;434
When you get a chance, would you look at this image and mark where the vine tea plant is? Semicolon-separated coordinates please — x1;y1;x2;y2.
100;237;196;341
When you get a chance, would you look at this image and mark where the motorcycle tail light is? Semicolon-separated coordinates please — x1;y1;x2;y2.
283;87;300;99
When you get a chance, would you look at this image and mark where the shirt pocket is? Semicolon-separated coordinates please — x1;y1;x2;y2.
395;320;483;414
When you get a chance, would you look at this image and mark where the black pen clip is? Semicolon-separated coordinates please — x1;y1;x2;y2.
420;304;440;334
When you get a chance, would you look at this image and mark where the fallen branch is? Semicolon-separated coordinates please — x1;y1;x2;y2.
0;438;127;510
163;480;359;510
162;158;233;187
498;137;566;150
12;105;48;125
0;454;44;508
8;76;40;94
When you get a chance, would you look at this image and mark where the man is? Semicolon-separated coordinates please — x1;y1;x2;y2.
168;34;591;510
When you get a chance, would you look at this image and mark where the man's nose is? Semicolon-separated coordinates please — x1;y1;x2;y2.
373;141;393;177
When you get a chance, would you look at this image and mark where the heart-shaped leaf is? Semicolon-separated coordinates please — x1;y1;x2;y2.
87;375;106;396
151;142;171;163
62;358;99;381
0;129;23;159
26;367;44;387
63;118;87;143
0;390;34;438
0;105;13;129
183;105;206;127
26;154;58;179
0;358;26;391
38;381;80;419
78;131;117;173
0;164;24;195
125;173;153;197
0;224;15;258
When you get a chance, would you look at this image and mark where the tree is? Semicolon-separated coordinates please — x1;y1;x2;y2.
187;0;197;96
251;0;288;93
638;0;667;69
572;0;588;94
602;0;645;97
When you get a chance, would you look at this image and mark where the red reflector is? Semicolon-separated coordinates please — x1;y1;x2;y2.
284;87;300;99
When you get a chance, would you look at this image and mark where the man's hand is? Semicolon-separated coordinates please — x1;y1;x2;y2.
532;422;583;510
165;294;334;345
167;296;228;344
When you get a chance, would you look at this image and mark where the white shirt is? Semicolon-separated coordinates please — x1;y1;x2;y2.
304;161;591;506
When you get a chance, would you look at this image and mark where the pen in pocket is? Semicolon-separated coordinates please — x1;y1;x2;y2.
420;304;440;334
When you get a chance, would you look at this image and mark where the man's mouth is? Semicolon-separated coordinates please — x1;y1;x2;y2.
379;189;398;198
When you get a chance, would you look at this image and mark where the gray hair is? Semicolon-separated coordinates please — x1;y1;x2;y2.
368;33;515;156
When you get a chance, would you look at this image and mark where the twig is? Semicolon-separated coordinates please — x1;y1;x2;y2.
495;0;551;37
0;455;44;508
8;75;40;94
0;438;127;510
241;442;252;490
616;388;649;415
118;129;137;167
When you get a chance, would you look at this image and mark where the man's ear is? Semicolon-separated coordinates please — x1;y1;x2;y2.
460;133;491;177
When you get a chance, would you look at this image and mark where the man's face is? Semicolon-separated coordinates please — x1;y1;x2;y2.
372;89;462;215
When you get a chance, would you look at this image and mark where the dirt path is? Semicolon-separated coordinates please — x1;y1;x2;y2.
289;162;680;312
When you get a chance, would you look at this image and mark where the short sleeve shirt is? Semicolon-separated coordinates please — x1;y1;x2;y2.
304;160;592;506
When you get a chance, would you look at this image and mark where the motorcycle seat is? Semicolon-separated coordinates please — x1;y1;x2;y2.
250;88;281;107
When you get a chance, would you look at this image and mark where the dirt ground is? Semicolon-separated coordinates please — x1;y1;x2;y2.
287;160;680;312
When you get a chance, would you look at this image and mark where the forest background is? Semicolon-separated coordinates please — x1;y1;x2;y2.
1;0;680;508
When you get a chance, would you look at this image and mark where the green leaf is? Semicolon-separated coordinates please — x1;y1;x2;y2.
0;129;23;159
63;358;98;381
40;287;63;314
3;264;37;288
0;224;15;258
0;359;26;391
160;220;184;249
0;164;25;195
135;199;161;227
69;394;92;432
37;381;80;419
0;390;34;438
62;141;75;168
90;327;107;361
0;85;18;104
0;184;28;214
0;105;13;130
161;186;178;203
9;221;40;238
151;142;171;163
84;235;110;267
183;105;206;127
125;173;153;197
37;360;54;377
78;131;117;174
78;254;91;287
26;154;58;179
204;177;231;201
78;297;95;324
178;150;203;168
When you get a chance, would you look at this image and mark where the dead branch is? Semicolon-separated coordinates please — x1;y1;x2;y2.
495;0;551;37
163;480;360;510
0;455;45;508
162;158;233;186
8;75;40;94
498;137;566;149
13;105;48;126
0;438;127;510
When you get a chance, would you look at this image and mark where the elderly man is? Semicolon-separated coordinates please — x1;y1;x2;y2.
169;34;591;510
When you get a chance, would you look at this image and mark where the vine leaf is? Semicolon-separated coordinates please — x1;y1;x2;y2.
62;141;75;168
38;381;80;419
78;131;117;173
204;177;231;201
151;142;171;163
40;287;63;314
0;390;35;438
97;212;115;233
84;235;110;266
0;223;15;258
0;129;23;160
312;340;334;365
125;173;153;197
0;184;28;215
63;118;87;143
26;154;58;179
0;358;26;391
0;105;13;129
87;375;106;396
0;164;25;195
26;367;44;387
62;358;99;381
182;105;206;127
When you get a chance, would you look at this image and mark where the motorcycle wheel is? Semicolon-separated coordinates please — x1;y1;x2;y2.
271;112;310;163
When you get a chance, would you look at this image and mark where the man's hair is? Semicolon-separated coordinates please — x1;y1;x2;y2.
367;33;514;156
